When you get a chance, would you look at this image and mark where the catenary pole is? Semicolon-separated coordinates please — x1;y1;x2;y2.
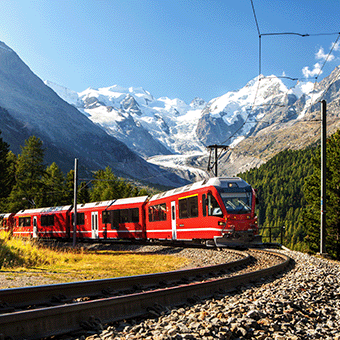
320;100;327;255
207;145;228;177
73;158;78;248
215;146;218;177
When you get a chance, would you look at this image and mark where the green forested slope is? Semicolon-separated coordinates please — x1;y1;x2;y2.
238;147;316;251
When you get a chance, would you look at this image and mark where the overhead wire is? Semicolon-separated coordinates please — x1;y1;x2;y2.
114;3;340;180
73;3;340;182
205;0;340;175
216;0;263;147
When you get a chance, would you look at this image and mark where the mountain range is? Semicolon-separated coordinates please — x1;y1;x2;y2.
1;40;340;186
46;66;340;179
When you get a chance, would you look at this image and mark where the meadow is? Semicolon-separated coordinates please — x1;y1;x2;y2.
0;231;188;283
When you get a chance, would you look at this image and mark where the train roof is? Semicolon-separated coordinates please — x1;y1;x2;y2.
0;213;13;219
149;177;251;202
13;197;149;216
76;196;148;210
15;205;72;216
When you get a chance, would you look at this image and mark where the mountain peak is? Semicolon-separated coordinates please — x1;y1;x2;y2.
0;41;14;53
190;97;206;109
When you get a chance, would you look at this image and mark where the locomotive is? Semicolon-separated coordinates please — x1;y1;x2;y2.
2;177;261;247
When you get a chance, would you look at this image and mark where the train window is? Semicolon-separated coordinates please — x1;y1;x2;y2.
41;215;55;226
120;209;129;223
179;195;198;219
202;194;207;217
179;199;188;218
102;211;110;224
78;213;85;225
104;208;140;229
188;196;198;217
131;208;139;223
118;208;140;223
207;194;223;217
148;204;167;222
19;217;31;227
220;192;252;214
112;210;120;229
72;213;85;225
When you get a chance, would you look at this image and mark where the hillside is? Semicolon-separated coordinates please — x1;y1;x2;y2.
239;146;317;251
0;41;188;188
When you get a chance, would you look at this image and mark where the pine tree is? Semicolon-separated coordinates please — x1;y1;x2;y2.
89;166;145;202
90;167;120;201
41;162;67;207
64;170;90;205
6;151;17;196
78;181;90;204
0;131;11;210
303;130;340;259
7;136;46;211
64;170;75;204
239;147;315;249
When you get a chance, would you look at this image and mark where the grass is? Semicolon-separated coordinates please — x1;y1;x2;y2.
0;231;189;283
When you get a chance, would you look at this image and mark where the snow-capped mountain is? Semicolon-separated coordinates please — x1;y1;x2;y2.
46;81;207;158
46;68;340;179
46;76;316;158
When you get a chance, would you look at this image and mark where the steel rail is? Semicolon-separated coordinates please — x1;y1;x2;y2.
0;249;249;309
0;250;290;340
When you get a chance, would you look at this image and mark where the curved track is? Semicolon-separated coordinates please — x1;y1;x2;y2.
0;249;290;340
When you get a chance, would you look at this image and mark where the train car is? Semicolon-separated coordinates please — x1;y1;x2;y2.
8;177;259;247
0;213;15;232
145;177;259;246
71;196;148;240
13;206;72;239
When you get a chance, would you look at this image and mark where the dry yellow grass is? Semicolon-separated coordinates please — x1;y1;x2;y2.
0;232;188;282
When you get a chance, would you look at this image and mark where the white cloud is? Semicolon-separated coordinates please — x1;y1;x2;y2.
302;63;322;78
316;47;335;62
302;40;340;79
332;41;340;52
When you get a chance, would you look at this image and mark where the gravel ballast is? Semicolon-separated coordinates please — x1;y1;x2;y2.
78;248;340;340
1;245;339;339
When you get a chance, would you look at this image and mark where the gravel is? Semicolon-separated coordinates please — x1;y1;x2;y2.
73;248;340;340
1;245;340;340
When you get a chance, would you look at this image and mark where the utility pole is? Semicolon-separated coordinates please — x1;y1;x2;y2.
320;100;327;255
73;158;78;248
207;145;228;177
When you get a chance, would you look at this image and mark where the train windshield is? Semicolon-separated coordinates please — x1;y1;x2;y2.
220;192;252;214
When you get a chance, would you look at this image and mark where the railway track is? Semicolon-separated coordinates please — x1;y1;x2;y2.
0;249;290;340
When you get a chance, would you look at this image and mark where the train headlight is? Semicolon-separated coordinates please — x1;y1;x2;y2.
218;221;226;226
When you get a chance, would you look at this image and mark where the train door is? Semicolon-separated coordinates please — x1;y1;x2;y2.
91;211;99;239
171;201;177;240
33;216;38;238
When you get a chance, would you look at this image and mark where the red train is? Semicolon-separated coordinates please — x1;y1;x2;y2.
3;177;260;246
0;213;15;232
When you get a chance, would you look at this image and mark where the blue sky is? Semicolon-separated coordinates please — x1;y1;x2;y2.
1;0;340;103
